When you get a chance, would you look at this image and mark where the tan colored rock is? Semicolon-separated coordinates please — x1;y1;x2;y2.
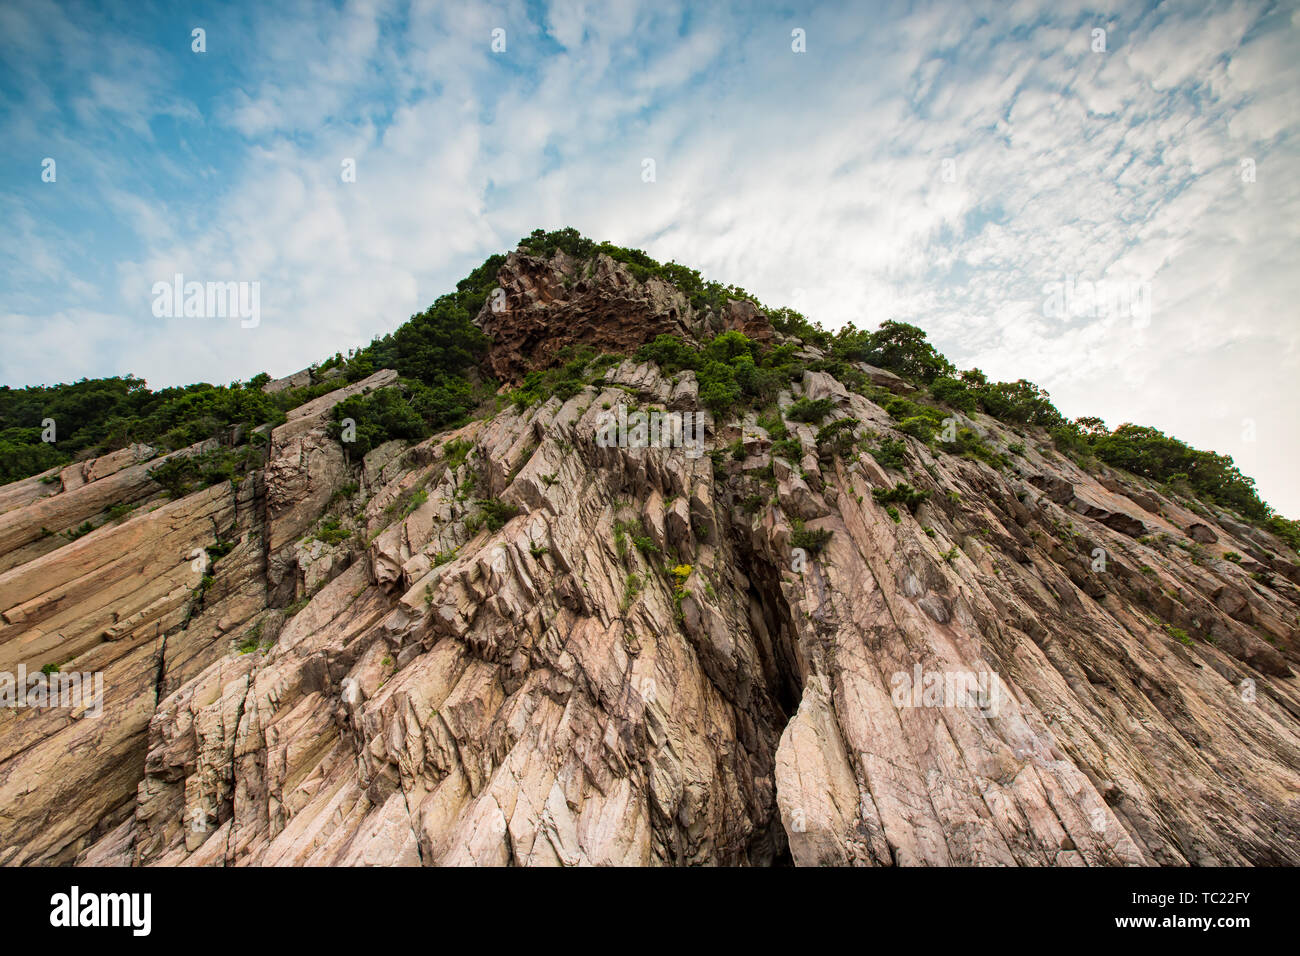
1;252;1297;871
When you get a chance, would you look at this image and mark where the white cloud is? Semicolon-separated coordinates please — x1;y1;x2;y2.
1;0;1296;514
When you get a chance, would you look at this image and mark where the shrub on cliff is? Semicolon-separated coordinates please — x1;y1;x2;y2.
872;481;931;513
787;397;834;423
929;376;978;413
636;331;798;416
831;320;955;384
791;521;833;556
815;417;859;459
1091;424;1269;521
971;378;1063;428
147;445;264;498
330;384;433;457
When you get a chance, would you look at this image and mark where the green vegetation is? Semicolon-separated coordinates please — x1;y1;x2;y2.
791;521;833;555
236;620;265;654
897;415;938;441
883;396;947;430
939;426;1010;470
772;436;804;462
329;384;443;457
928;376;978;413
361;256;500;384
206;538;236;562
636;330;805;417
872;481;931;514
442;438;473;471
105;502;137;522
830;320;955;383
1264;516;1300;552
505;345;618;410
620;572;644;613
314;516;351;545
0;373;296;485
756;410;787;439
612;517;658;560
520;227;761;316
330;482;360;504
1090;424;1274;522
815;418;859;459
786;397;835;423
384;485;429;520
479;498;520;532
62;520;95;541
283;596;311;617
148;445;265;498
870;438;907;470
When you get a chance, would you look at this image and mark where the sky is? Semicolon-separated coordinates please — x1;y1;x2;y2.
1;0;1297;514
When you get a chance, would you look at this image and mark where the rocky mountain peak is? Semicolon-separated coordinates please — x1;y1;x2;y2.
2;231;1298;868
476;246;772;383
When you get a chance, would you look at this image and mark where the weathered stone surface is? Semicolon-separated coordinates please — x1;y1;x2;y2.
261;367;313;393
2;250;1298;869
1028;473;1074;505
0;439;215;574
720;299;773;344
854;363;916;394
477;249;771;384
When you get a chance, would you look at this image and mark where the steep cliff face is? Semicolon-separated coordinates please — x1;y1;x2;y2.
3;250;1299;866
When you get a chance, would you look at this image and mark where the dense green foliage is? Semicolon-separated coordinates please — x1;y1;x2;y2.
147;445;264;498
786;397;835;423
636;330;804;415
478;498;521;532
870;438;908;470
1089;424;1270;521
328;384;437;457
325;254;503;451
816;321;1287;531
815;417;860;459
361;256;501;383
790;521;834;555
0;374;306;485
831;320;956;384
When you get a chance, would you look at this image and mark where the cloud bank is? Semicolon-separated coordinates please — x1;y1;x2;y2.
1;0;1296;512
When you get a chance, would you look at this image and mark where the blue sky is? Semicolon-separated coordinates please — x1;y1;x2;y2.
1;0;1298;514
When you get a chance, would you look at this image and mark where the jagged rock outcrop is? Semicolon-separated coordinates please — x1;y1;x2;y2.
3;250;1299;867
0;370;393;863
477;251;710;383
